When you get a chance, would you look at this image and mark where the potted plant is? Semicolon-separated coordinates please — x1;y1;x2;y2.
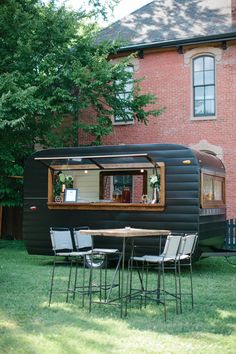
53;172;73;202
149;173;160;203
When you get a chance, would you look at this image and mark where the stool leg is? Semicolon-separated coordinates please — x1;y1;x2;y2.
144;262;148;308
99;265;103;303
174;261;179;314
89;254;94;313
66;258;73;303
161;262;167;321
82;257;86;307
49;256;56;306
189;260;194;309
125;258;131;317
72;258;79;300
178;260;182;313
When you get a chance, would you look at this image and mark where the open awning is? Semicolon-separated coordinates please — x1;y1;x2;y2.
34;153;159;170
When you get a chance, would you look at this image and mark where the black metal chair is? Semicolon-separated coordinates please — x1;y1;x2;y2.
72;227;121;312
129;234;182;320
177;233;198;312
48;227;91;306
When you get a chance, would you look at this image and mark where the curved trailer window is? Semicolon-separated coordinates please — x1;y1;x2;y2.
201;172;225;208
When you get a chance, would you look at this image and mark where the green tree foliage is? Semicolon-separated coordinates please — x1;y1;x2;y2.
0;0;163;206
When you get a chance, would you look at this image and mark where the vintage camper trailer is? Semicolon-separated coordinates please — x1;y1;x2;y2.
23;143;226;260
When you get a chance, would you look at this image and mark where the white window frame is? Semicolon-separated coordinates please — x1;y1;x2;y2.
113;65;134;125
184;47;222;121
192;55;216;118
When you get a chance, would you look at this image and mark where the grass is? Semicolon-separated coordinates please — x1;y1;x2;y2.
0;240;236;354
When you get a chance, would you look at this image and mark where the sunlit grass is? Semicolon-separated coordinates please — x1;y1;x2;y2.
0;240;236;354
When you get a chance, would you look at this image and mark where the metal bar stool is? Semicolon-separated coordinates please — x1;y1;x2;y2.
177;233;198;312
49;227;91;306
129;234;182;320
72;227;121;311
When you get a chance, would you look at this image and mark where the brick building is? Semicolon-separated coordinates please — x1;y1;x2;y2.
80;0;236;218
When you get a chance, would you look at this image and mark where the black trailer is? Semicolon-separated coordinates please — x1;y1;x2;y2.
23;143;226;259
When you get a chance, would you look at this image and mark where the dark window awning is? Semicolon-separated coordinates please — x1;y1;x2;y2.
34;153;159;170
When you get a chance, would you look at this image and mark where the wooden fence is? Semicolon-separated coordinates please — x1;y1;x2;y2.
0;206;23;240
225;219;236;250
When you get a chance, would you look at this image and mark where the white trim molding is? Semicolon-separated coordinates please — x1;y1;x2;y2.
184;46;223;66
191;140;224;161
110;57;140;71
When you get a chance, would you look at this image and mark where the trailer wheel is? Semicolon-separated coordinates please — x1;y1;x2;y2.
85;254;107;269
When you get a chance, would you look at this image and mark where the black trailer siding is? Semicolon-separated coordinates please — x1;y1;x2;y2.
23;144;225;257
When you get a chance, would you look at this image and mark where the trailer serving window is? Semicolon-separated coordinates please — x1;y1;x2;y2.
35;153;165;211
201;172;225;208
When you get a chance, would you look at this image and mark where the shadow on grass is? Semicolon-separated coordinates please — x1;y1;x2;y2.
0;240;236;353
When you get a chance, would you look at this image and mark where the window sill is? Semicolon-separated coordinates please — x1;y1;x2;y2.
112;120;134;126
48;202;165;211
190;115;217;121
201;201;225;208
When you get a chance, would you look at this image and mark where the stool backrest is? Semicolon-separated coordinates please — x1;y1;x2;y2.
73;227;92;250
50;227;73;252
163;235;182;259
180;233;198;256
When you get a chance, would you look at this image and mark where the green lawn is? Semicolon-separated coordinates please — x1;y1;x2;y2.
0;240;235;354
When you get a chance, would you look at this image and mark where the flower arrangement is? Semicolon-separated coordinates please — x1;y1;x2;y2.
54;172;73;197
64;175;73;188
149;174;160;190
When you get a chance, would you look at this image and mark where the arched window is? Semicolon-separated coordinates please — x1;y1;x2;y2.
193;55;215;117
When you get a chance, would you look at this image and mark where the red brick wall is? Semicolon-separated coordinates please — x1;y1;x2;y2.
79;44;236;218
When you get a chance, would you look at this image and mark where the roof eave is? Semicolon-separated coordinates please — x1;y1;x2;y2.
117;31;236;52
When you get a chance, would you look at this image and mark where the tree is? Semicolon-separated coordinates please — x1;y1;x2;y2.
0;0;163;206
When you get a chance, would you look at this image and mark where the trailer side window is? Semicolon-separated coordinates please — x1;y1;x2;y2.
201;173;225;208
47;161;165;211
